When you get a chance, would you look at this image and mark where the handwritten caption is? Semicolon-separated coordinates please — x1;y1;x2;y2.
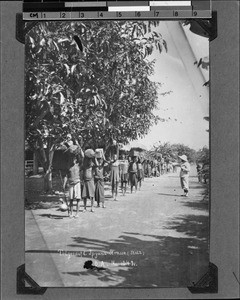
58;249;145;267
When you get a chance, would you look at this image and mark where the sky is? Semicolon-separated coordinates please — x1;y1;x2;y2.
130;21;209;151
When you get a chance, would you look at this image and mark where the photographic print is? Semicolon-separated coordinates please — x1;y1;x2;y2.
24;20;210;288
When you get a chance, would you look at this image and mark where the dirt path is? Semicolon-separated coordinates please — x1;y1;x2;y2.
25;168;209;288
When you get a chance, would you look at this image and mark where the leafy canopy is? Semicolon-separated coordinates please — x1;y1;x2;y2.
25;20;167;151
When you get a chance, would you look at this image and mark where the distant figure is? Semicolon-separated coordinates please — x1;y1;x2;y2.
168;162;173;173
172;162;177;173
179;155;191;197
196;163;202;183
146;160;152;178
161;158;165;175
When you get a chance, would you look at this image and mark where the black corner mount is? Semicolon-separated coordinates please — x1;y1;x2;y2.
16;13;39;44
185;11;218;42
188;262;218;294
17;264;47;295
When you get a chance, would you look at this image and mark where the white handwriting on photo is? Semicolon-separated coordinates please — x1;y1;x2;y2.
58;249;144;261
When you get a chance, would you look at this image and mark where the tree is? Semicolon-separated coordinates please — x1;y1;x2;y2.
147;142;197;163
196;146;209;165
25;20;167;192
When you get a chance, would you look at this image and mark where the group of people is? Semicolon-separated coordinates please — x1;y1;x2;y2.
59;137;191;218
143;159;177;178
60;145;145;218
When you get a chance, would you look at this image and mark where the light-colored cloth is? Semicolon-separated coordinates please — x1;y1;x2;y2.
180;161;190;192
180;162;190;178
180;177;189;191
110;161;120;187
69;182;81;199
119;160;129;174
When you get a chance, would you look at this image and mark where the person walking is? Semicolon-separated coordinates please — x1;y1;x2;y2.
137;157;144;190
161;158;165;175
196;163;203;183
128;156;138;193
110;154;120;201
66;155;81;218
178;155;191;197
82;151;95;212
94;154;108;208
119;153;129;196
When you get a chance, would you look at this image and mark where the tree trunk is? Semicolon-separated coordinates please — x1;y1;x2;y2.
44;169;53;193
35;139;55;193
33;152;39;175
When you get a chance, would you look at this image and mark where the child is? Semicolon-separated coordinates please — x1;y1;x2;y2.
94;153;108;208
110;154;120;200
128;156;138;193
82;154;95;212
66;155;81;218
137;157;144;190
119;153;129;196
127;156;132;185
146;160;152;178
178;155;191;197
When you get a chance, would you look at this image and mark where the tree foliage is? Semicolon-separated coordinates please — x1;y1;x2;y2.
25;20;168;191
25;20;167;153
147;142;197;163
196;146;209;165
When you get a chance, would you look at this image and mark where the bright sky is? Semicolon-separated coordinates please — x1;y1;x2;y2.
133;21;209;151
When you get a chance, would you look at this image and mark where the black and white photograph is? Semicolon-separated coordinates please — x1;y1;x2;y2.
24;20;210;287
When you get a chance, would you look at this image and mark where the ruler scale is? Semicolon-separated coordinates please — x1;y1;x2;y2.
22;0;212;20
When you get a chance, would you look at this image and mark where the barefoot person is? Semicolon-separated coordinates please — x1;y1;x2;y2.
94;150;108;208
178;155;191;197
128;155;138;193
119;153;129;196
137;157;144;190
63;139;84;218
82;150;95;212
110;154;120;201
67;155;81;218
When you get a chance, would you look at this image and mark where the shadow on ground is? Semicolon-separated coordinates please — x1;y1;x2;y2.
61;220;209;287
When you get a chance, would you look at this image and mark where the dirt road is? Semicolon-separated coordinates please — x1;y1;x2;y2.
25;168;209;287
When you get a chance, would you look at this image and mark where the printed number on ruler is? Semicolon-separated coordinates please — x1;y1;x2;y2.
116;12;123;18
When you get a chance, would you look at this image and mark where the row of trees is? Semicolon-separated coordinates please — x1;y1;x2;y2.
147;142;209;164
25;20;168;191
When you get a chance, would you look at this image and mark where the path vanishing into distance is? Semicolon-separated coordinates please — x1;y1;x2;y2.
25;167;209;288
